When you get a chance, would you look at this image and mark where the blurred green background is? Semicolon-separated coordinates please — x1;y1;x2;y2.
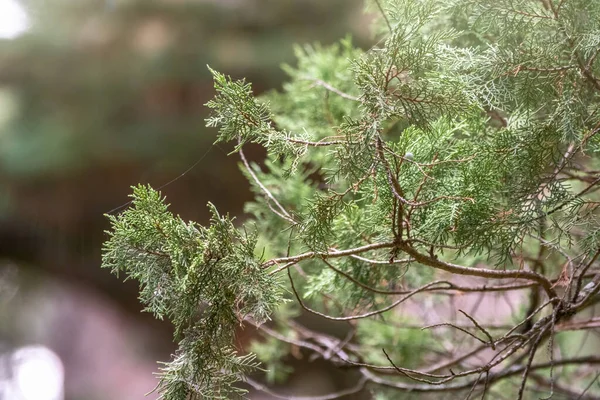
0;1;372;399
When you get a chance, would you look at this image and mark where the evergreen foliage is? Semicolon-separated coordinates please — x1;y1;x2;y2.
103;185;282;398
103;0;600;398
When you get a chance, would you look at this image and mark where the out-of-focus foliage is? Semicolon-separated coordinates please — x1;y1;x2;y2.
356;317;436;368
249;337;293;385
0;0;365;180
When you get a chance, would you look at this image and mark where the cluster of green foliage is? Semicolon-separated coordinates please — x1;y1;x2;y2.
103;0;600;398
103;186;282;398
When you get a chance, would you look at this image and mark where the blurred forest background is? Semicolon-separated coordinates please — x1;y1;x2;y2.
0;0;373;399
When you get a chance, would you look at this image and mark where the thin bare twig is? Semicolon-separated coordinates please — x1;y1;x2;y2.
465;371;484;400
422;322;490;346
245;376;368;400
287;268;449;321
459;309;496;350
517;331;546;400
304;78;360;102
360;357;600;393
576;371;600;400
347;253;413;265
265;241;396;271
321;258;407;295
239;144;295;224
286;136;349;147
373;0;393;32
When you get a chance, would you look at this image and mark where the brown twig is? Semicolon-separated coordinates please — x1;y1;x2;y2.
459;309;496;350
287;268;449;321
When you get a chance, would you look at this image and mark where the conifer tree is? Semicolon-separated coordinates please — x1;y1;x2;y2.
102;0;600;398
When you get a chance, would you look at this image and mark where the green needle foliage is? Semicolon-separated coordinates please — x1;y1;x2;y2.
103;0;600;398
103;186;282;399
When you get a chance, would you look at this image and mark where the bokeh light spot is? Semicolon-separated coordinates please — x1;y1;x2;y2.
0;0;29;40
